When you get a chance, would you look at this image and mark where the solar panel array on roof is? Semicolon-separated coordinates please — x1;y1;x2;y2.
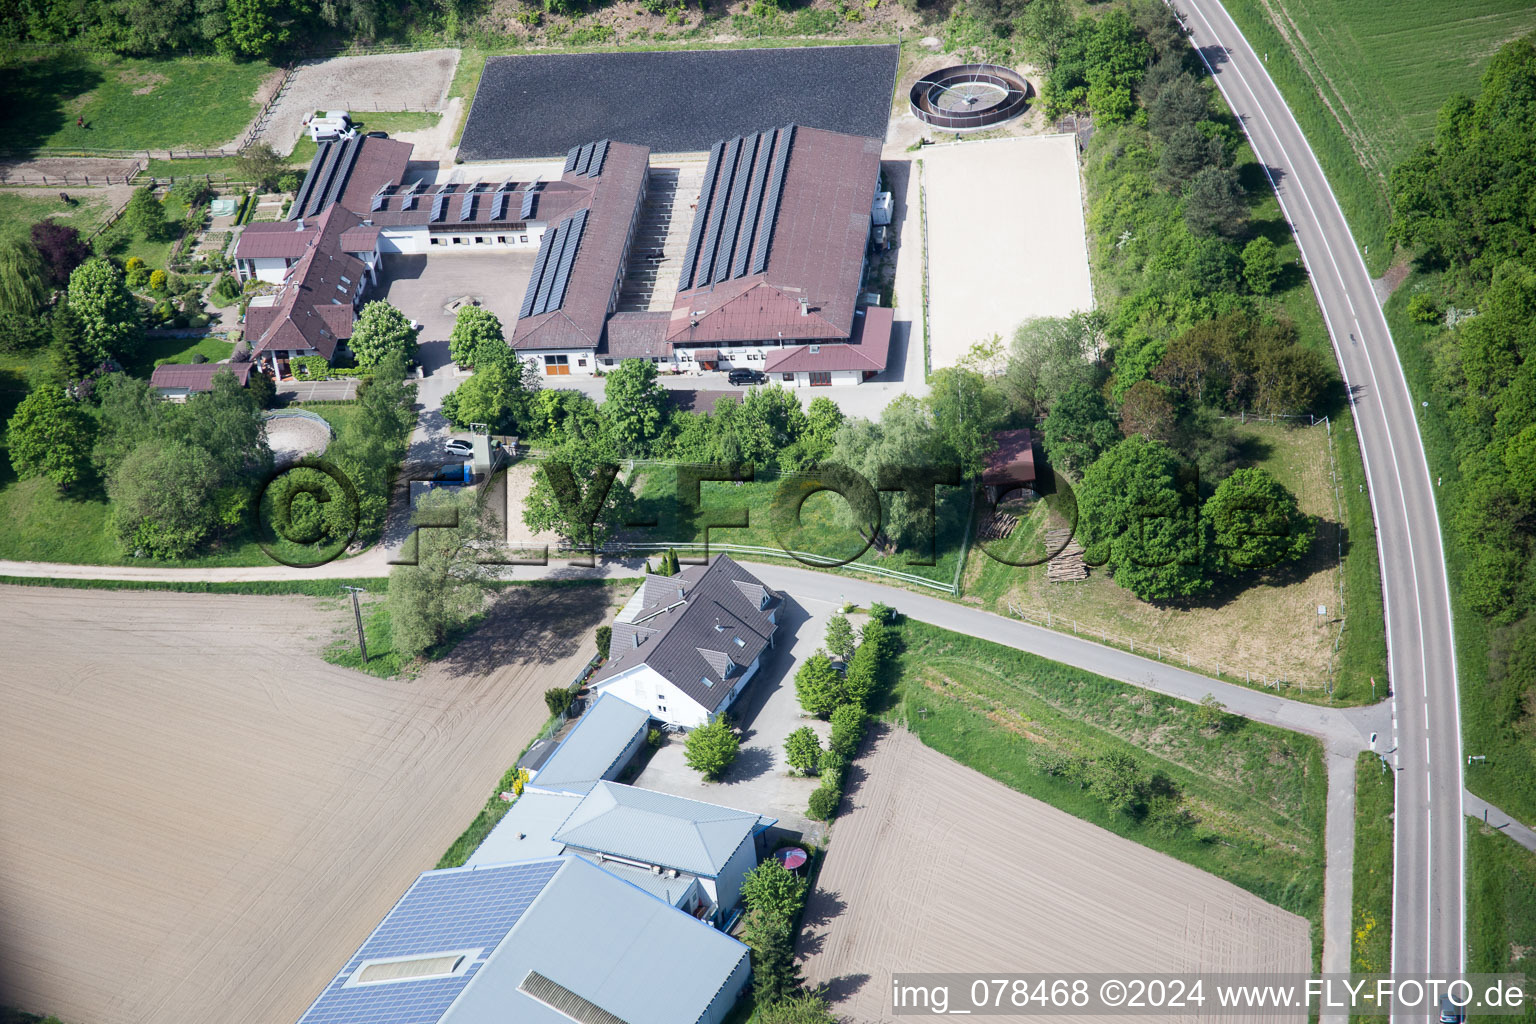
751;124;796;275
431;194;449;223
517;209;589;319
678;141;724;291
315;135;361;216
370;186;390;212
492;192;509;221
679;126;795;289
520;230;556;319
520;183;539;220
586;139;609;178
295;860;562;1024
288;142;330;221
564;146;580;174
459;190;475;221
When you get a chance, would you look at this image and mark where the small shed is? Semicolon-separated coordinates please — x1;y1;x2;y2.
982;428;1040;503
150;361;253;402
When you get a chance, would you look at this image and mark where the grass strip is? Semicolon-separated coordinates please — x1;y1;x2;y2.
889;616;1328;966
1350;751;1393;984
1466;823;1536;1020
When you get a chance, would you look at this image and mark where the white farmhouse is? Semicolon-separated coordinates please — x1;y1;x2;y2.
589;555;780;729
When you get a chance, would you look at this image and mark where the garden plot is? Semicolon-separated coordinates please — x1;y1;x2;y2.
922;135;1093;370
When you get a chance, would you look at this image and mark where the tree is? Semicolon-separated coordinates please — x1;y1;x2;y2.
0;239;48;315
824;613;856;662
174;368;271;484
1041;379;1119;473
1156;122;1224;191
1202;467;1313;573
1196;693;1227;731
595;624;612;660
6;387;93;489
326;354;416;539
234;142;286;191
349;300;417;369
30;220;92;287
1022;0;1072;73
447;305;505;368
247;367;276;408
1076;436;1213;600
1406;293;1441;325
545;687;574;716
68;258;140;363
743;907;802;1004
1005;313;1100;418
108;441;221;559
792;395;843;468
603;357;667;455
784;726;822;776
522;436;638;550
794;652;848;718
1086;751;1144;814
441;355;534;435
1118;379;1177;442
736;385;809;472
927;366;1008;477
387;488;498;660
1148;74;1208;140
277;172;301;194
224;0;287;57
148;268;168;293
0;308;47;354
741;860;808;921
683;718;739;780
1183;166;1247;238
1241;236;1283;295
967;0;1025;34
125;186;168;241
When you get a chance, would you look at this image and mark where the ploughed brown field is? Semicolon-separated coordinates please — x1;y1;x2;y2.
0;584;610;1024
799;727;1311;1023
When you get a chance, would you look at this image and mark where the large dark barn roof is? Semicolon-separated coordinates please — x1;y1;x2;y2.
458;45;898;160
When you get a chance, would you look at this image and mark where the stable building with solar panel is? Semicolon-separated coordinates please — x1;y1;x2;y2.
236;122;893;385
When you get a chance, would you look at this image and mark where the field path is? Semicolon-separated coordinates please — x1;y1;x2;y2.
0;583;612;1024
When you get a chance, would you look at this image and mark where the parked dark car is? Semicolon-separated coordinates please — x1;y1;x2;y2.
727;368;767;385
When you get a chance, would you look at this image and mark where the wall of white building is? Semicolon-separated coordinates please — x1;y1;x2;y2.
520;349;598;378
592;658;759;730
775;368;865;387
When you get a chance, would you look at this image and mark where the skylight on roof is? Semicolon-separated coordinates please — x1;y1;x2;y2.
345;949;480;987
702;676;714;688
734;637;745;647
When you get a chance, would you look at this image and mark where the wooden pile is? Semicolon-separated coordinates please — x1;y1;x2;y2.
978;512;1018;541
1045;527;1088;582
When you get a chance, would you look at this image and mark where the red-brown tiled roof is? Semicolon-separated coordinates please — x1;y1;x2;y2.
512;141;650;352
337;137;413;215
150;362;254;391
602;310;672;359
338;225;381;252
983;428;1039;486
235;221;317;260
246;203;364;361
763;305;892;373
668;126;880;345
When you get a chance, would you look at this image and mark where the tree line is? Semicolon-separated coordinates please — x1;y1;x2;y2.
1386;33;1536;777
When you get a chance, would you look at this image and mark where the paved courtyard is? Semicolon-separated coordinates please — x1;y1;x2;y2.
633;593;836;838
922;134;1094;370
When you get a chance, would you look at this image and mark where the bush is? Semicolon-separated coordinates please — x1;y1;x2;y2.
784;726;822;775
277;172;301;194
806;785;841;821
595;624;611;660
190;352;208;363
544;687;574;716
683;718;739;780
1407;292;1441;324
828;704;866;757
646;727;664;748
148;269;168;293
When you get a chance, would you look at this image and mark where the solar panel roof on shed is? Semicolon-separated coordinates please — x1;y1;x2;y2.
297;859;561;1024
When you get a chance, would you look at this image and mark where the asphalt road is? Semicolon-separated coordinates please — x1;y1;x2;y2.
1175;0;1464;983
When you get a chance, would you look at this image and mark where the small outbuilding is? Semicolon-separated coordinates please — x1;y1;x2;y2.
982;427;1041;503
149;361;253;401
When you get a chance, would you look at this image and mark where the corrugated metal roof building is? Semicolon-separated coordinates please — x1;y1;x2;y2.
295;857;750;1024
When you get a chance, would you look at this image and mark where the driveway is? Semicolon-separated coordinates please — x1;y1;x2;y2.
633;594;834;838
